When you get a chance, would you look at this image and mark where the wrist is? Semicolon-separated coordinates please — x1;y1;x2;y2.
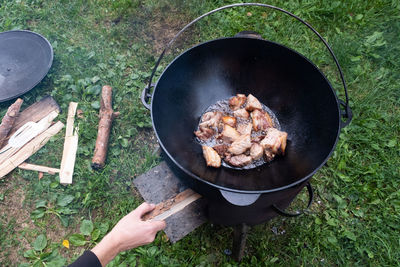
91;232;121;266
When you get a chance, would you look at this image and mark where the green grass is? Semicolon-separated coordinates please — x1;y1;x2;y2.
1;0;399;266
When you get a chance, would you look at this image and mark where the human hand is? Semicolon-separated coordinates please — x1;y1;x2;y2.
91;203;166;266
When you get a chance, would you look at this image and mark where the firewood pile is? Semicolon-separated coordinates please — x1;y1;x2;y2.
0;85;117;184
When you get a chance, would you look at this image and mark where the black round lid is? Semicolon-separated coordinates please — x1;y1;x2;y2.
0;30;53;102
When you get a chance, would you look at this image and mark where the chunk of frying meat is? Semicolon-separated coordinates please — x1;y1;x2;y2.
264;149;276;162
251;135;265;143
225;154;253;167
260;128;288;155
233;108;250;119
237;123;252;136
219;124;241;143
245;94;262;111
202;146;221;168
222;116;237;128
194;127;215;140
229;94;247;111
199;111;222;128
228;134;252;155
250;143;264;160
251;109;273;131
213;144;228;158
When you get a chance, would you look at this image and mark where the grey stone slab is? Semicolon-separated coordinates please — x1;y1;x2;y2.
133;161;207;243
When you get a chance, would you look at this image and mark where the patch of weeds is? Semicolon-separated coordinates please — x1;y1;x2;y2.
22;234;66;267
31;193;77;227
66;219;107;249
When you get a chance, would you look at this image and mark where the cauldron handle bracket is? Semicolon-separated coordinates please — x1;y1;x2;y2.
272;182;314;217
146;3;352;125
141;83;154;110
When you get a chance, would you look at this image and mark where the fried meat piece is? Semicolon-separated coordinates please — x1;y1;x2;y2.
251;109;273;131
202;146;221;168
219;124;241;143
250;143;264;160
229;94;247;110
260;128;288;158
228;134;252;155
225;154;253;167
233;108;250;119
237;123;252;136
213;144;228;158
194;127;215;140
264;149;276;162
199;111;222;128
251;135;265;143
245;94;262;111
222;116;237;128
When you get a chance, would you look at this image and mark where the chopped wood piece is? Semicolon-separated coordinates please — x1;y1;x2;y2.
142;189;202;221
0;98;23;148
38;172;44;180
0;111;59;165
18;162;60;175
60;102;78;185
0;121;64;179
91;85;119;170
5;96;60;141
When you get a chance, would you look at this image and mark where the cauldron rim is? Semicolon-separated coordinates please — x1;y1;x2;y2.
150;36;341;194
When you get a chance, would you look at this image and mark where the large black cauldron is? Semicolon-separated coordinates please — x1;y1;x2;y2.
141;3;352;226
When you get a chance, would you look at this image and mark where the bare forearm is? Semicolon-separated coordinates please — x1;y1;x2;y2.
91;233;120;267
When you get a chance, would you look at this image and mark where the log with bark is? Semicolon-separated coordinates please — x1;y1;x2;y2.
0;98;23;148
91;85;119;170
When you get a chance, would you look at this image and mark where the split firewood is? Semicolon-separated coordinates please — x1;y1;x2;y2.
0;121;64;178
0;111;59;165
91;85;119;170
59;102;79;185
2;96;60;146
142;189;202;221
18;162;60;175
0;98;23;148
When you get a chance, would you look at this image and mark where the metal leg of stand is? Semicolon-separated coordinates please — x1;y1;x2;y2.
232;223;249;261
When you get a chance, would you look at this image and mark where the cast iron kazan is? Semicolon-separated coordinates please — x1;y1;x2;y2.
141;3;352;225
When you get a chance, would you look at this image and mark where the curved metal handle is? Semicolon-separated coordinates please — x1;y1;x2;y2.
146;3;352;125
141;84;154;110
272;182;313;217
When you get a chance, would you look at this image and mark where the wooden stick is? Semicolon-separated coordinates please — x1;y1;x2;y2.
59;102;78;185
18;162;60;175
91;85;119;170
142;189;202;221
0;98;23;148
0;121;64;178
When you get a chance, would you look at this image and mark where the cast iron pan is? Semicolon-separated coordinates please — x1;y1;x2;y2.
0;30;53;102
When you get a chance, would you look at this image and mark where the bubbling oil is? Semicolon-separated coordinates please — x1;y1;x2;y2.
195;98;281;170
